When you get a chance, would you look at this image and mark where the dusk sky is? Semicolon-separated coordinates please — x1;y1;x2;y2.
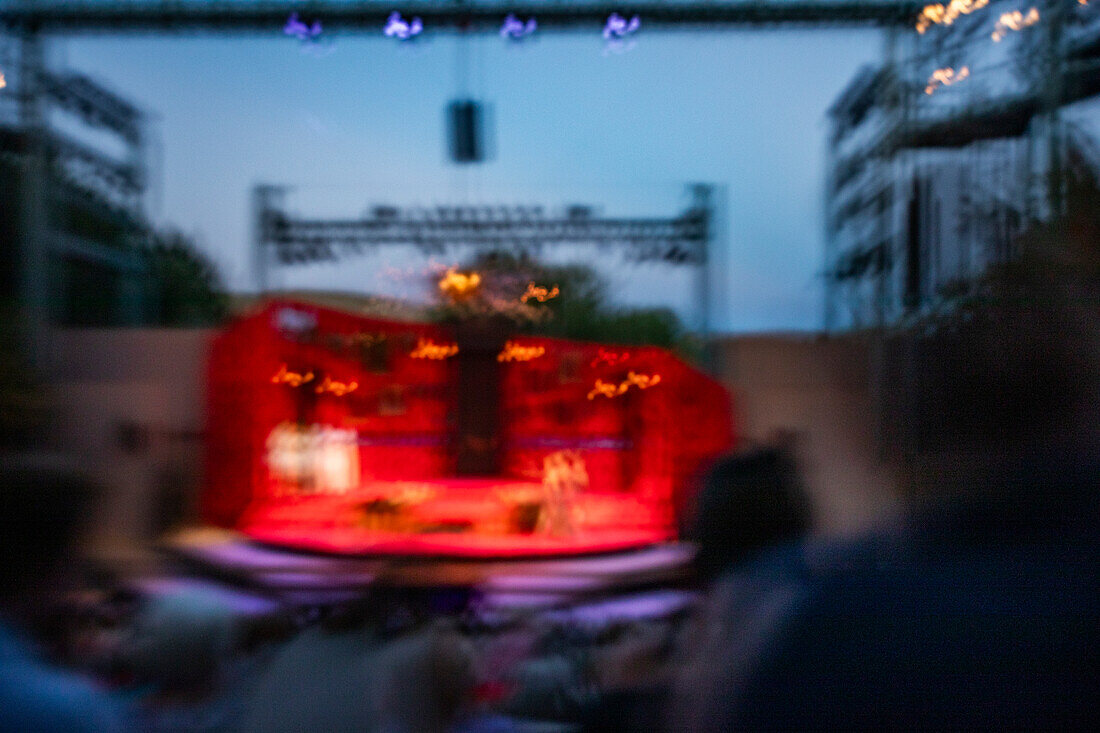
56;24;888;332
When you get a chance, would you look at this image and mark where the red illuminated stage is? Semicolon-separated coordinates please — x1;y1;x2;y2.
204;300;734;559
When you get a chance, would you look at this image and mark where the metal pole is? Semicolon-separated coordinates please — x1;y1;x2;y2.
872;22;903;461
17;25;48;363
690;183;715;372
252;184;283;298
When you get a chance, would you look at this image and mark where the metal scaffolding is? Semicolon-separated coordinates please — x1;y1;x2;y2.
255;184;715;332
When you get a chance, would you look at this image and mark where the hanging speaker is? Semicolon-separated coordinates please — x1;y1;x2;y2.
447;99;485;164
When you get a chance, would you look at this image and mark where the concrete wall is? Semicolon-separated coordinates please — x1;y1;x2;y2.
712;334;901;537
43;328;216;563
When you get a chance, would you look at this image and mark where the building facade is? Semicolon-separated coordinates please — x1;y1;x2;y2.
824;0;1100;331
1;34;148;327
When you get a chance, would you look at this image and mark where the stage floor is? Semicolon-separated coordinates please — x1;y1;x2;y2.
240;478;670;558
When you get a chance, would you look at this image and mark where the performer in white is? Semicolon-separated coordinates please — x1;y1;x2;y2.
538;450;589;536
266;423;360;495
316;427;360;495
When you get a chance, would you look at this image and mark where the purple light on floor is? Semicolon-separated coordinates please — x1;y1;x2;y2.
384;12;423;40
602;13;640;40
500;14;537;39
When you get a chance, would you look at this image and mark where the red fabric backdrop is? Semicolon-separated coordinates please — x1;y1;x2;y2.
203;300;735;535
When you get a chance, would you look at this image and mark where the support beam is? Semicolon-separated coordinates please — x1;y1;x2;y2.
1;2;925;35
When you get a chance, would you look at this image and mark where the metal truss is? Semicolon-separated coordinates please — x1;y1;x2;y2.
30;70;147;213
40;71;142;144
261;201;709;266
1;2;925;34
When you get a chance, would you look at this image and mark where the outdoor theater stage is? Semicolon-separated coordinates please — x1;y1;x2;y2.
240;478;668;559
202;300;734;569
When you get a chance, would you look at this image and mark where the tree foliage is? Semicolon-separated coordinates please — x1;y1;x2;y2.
143;232;229;327
432;250;695;355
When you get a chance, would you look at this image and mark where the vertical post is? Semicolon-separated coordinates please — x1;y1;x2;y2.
823;118;838;333
17;26;48;363
690;184;715;373
252;184;281;298
871;23;904;461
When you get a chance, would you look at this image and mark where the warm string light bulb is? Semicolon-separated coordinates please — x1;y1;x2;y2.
591;348;630;367
925;65;970;94
409;338;459;360
438;268;482;298
497;341;546;362
586;371;662;400
991;8;1040;42
271;364;314;387
520;282;560;303
315;375;359;396
915;0;990;34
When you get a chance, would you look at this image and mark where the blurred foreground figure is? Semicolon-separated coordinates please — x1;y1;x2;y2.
578;439;811;733
237;603;474;733
0;459;130;732
669;168;1100;730
687;437;810;585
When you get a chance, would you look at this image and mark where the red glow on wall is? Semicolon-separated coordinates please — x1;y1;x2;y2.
203;300;734;557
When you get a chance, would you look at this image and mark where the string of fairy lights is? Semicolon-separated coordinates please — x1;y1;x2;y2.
918;0;1094;96
271;270;660;401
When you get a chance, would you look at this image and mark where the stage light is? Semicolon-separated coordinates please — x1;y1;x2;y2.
284;13;322;42
384;12;423;40
603;13;641;40
0;72;6;90
501;14;537;40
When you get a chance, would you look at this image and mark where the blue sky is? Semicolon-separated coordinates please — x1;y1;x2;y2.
56;24;886;332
